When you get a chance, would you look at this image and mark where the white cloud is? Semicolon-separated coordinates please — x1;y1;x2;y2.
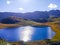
19;8;24;11
48;3;58;9
6;0;11;5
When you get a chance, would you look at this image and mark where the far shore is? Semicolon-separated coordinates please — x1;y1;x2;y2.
0;21;59;29
0;22;49;29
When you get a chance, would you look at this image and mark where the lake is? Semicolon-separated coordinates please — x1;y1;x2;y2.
0;26;55;42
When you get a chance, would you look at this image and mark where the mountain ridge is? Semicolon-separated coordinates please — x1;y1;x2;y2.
0;10;60;22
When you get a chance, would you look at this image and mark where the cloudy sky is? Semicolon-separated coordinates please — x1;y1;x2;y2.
0;0;60;13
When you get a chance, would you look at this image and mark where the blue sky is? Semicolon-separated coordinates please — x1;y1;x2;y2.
0;0;60;13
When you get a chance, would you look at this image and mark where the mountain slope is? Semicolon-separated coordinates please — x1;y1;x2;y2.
0;10;60;22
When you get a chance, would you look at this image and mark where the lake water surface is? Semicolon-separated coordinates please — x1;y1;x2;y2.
0;26;55;42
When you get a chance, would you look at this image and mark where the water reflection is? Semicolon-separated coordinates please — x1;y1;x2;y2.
18;26;34;42
48;27;52;39
48;27;55;39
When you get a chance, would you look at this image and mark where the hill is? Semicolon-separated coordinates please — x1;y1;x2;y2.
0;10;60;22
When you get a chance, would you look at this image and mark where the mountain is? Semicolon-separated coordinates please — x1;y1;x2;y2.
49;10;60;17
0;10;60;22
0;16;31;24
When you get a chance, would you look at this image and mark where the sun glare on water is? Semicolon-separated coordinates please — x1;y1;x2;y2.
18;26;34;42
